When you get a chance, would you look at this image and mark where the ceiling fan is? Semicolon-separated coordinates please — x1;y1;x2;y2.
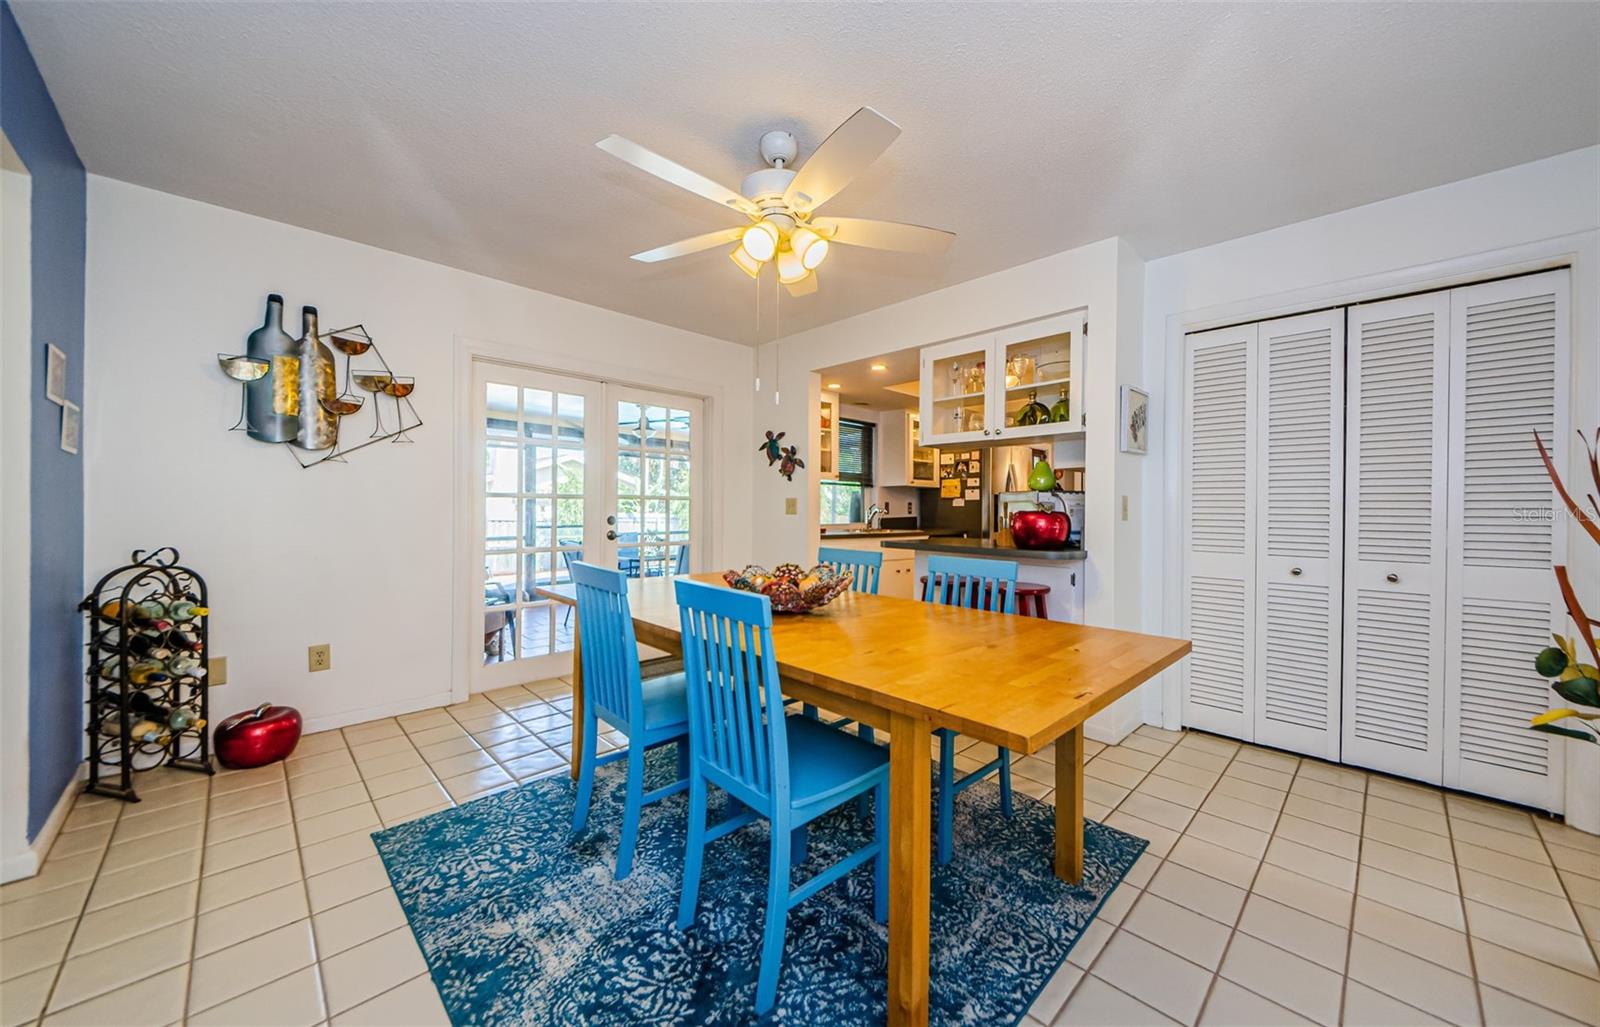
596;107;954;297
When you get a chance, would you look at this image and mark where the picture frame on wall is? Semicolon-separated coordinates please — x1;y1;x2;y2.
45;344;68;405
1120;385;1149;455
59;400;80;455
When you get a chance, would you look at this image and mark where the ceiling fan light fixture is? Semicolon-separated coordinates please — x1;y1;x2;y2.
776;245;808;284
790;226;829;270
729;245;763;279
741;220;779;262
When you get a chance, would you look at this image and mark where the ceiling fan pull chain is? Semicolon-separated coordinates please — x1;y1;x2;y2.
774;272;782;406
753;272;761;393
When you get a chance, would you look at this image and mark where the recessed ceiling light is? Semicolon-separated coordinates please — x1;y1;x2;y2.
870;363;888;372
827;382;841;389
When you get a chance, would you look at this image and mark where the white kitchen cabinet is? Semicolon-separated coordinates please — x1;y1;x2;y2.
817;391;838;480
919;312;1086;448
878;409;938;488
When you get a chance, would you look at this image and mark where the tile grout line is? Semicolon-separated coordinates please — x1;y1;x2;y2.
1067;734;1249;1024
1441;796;1490;1027
1165;740;1286;1026
32;796;126;1025
178;776;216;1025
1338;773;1368;1026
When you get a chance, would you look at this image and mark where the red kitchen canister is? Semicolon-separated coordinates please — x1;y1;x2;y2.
214;703;302;769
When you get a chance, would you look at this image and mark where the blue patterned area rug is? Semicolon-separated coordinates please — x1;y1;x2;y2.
372;748;1146;1026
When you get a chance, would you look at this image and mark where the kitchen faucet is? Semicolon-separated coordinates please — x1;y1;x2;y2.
865;503;883;529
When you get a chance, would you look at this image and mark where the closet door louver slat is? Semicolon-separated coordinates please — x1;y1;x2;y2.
1444;270;1568;810
1254;311;1344;758
1342;292;1450;784
1182;325;1257;739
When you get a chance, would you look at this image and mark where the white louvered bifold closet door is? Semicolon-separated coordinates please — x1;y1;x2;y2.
1342;292;1451;784
1183;324;1258;740
1444;270;1570;810
1252;311;1344;759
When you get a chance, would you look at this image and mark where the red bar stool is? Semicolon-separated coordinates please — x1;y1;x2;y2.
918;577;1052;619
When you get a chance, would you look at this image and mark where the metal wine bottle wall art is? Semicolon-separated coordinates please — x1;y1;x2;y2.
217;294;422;468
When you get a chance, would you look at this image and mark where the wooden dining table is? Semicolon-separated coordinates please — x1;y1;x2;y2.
535;573;1190;1026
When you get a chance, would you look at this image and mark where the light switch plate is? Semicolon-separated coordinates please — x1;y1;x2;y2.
1121;495;1129;521
208;656;228;686
785;497;798;515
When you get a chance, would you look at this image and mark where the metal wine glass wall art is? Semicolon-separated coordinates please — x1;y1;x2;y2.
217;295;422;467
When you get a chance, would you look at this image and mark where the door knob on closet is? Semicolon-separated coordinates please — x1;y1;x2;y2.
1290;567;1303;576
1386;573;1399;583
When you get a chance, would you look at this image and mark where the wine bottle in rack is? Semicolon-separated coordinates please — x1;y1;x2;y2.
166;652;205;679
100;713;168;745
166;600;209;622
119;633;173;660
100;658;171;685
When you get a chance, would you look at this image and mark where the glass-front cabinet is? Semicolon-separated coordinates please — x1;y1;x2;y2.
909;412;938;485
919;311;1086;447
817;390;838;480
919;337;992;446
879;409;938;488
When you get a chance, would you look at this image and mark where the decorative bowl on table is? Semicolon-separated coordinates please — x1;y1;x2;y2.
722;562;853;614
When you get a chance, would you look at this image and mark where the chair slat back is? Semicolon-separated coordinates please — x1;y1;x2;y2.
571;562;642;726
816;546;883;595
674;579;788;809
921;555;1019;614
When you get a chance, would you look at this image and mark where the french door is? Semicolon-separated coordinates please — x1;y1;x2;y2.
470;362;704;691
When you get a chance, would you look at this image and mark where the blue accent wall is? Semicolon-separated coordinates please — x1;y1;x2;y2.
2;1;86;838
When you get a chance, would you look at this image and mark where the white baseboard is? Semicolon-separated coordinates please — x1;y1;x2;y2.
2;765;86;883
299;692;455;736
1086;692;1144;747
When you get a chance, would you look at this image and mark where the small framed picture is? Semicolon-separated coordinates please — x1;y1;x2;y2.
1120;385;1149;455
45;344;68;405
59;400;80;455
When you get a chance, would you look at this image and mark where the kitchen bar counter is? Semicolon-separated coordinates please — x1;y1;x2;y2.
881;536;1088;562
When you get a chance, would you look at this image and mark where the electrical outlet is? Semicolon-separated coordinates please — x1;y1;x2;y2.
785;497;798;515
208;656;228;686
308;644;331;672
906;502;913;514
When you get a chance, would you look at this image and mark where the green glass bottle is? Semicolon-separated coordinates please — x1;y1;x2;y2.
1049;388;1070;424
1017;390;1050;427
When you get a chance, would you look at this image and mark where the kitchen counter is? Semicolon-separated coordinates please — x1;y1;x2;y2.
818;528;962;540
881;537;1088;562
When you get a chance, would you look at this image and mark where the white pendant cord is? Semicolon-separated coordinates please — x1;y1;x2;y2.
753;269;761;393
773;271;782;406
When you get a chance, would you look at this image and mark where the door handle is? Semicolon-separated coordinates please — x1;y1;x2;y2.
606;515;617;526
1386;573;1399;583
1290;567;1303;576
605;530;618;541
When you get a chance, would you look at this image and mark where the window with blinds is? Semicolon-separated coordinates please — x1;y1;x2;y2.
837;418;875;485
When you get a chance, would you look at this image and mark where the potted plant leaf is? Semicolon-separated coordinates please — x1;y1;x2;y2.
1529;430;1600;745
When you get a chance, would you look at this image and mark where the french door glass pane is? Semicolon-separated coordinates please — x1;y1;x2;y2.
615;397;692;579
483;379;584;665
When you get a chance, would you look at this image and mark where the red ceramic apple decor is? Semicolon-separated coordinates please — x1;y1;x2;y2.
1009;508;1071;549
214;702;302;769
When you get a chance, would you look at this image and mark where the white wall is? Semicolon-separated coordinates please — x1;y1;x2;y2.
753;236;1150;742
84;177;755;733
1145;146;1600;829
2;160;34;877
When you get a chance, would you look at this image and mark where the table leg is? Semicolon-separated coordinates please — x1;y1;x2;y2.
569;611;584;781
887;711;931;1027
1054;725;1084;883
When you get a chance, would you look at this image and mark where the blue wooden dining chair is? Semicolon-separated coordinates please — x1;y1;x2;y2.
570;562;691;880
816;545;883;595
813;546;885;748
921;555;1017;864
673;578;888;1016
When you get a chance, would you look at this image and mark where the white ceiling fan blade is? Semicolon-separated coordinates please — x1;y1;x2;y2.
811;216;955;255
630;227;745;263
784;273;818;297
782;107;901;215
596;135;758;217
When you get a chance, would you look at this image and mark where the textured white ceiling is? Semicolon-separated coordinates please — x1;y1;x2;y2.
14;2;1598;345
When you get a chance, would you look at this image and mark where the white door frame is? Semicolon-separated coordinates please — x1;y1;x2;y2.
451;335;722;704
1163;234;1597;728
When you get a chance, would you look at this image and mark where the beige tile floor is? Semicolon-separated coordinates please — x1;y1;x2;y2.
3;676;1599;1027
